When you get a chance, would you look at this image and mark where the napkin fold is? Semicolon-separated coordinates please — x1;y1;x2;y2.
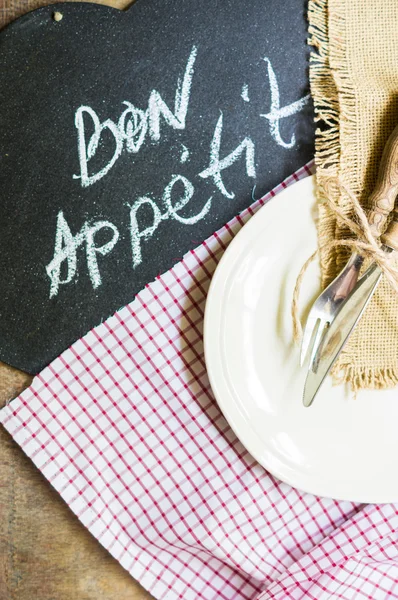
2;167;313;600
309;0;398;391
2;162;398;600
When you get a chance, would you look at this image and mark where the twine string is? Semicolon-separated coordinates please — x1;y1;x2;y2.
292;181;398;343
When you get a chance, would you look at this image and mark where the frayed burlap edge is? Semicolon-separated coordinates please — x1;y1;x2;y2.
307;0;398;392
308;0;358;278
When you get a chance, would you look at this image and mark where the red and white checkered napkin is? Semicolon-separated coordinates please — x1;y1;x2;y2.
2;162;398;600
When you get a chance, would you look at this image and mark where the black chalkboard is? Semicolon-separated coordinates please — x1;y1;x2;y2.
0;0;314;373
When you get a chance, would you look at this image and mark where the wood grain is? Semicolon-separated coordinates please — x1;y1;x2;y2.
0;2;153;598
0;0;132;23
368;124;398;237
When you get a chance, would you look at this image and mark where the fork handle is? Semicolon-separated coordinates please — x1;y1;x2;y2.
367;124;398;238
381;209;398;251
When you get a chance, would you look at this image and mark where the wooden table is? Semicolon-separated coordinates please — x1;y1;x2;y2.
0;2;152;598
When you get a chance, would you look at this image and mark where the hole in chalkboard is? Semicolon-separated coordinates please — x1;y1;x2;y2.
53;12;63;23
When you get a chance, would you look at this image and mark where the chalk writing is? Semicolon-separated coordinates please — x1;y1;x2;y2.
241;84;250;102
119;102;148;153
130;175;212;268
74;46;197;188
74;106;123;188
180;144;190;163
46;175;212;292
46;213;119;297
47;50;310;297
148;46;197;141
198;113;256;199
261;57;310;149
46;212;85;298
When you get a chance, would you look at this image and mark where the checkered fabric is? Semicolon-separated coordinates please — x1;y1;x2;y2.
2;162;397;600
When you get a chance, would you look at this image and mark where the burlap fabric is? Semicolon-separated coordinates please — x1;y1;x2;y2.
308;0;398;391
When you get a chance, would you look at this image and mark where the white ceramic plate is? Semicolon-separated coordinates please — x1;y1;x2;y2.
204;175;398;503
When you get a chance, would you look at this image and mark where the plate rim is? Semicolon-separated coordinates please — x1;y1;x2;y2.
204;175;397;504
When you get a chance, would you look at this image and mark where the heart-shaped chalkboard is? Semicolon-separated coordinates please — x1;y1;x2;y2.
0;0;314;373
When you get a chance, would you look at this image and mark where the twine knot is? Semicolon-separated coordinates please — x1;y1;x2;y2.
292;179;398;343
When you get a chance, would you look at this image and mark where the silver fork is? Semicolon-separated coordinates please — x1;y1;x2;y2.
300;122;398;369
300;251;364;366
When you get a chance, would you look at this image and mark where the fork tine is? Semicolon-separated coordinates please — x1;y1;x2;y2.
299;253;365;368
308;319;328;368
300;316;330;367
300;315;319;367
